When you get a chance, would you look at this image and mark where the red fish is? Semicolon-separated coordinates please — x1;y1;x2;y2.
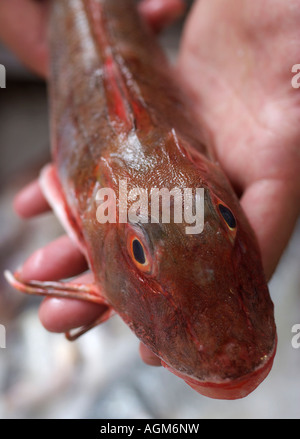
5;0;276;399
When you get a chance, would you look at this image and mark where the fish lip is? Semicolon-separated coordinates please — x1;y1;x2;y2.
162;336;277;400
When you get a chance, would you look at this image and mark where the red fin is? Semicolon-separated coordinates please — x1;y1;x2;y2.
66;308;114;341
4;270;115;340
4;270;106;304
85;0;133;130
39;164;87;258
85;0;151;131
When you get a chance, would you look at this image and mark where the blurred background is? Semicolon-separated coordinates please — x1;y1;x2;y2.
0;3;299;419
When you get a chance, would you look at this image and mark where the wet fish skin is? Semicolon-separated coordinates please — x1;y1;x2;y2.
6;0;277;399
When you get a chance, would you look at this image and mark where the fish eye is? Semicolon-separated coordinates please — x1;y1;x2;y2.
218;203;236;230
127;234;151;273
132;239;146;264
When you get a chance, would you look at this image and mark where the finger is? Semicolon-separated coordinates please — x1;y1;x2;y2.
139;0;185;33
0;0;49;77
139;342;162;366
14;179;50;218
38;272;108;333
39;296;107;333
17;235;88;282
241;178;300;281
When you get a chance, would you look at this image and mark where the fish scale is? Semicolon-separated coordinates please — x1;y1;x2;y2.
5;0;277;400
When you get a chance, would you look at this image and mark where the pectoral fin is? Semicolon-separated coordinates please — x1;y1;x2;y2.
39;164;88;258
4;270;114;340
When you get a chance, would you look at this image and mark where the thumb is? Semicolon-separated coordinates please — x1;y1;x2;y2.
139;0;186;33
241;177;300;281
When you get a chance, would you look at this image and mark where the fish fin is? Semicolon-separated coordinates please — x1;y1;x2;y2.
4;270;115;339
39;164;87;258
4;270;107;305
65;308;115;341
8;165;114;339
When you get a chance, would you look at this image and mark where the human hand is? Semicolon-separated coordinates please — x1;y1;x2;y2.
177;0;300;281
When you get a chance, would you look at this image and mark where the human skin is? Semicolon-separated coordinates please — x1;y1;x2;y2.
1;0;299;366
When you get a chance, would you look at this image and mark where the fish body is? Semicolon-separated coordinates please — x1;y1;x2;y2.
7;0;276;399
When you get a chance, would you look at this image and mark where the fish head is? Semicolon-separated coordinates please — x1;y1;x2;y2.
93;136;276;400
149;184;277;400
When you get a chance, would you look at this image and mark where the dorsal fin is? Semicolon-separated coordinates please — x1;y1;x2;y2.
84;0;152;133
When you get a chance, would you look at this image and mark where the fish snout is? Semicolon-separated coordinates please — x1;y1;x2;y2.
162;335;277;399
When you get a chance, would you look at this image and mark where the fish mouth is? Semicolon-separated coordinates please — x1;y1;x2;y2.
162;337;277;400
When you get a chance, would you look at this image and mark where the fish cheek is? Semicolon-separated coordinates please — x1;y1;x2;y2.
100;228;131;310
100;226;149;312
102;232;194;367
